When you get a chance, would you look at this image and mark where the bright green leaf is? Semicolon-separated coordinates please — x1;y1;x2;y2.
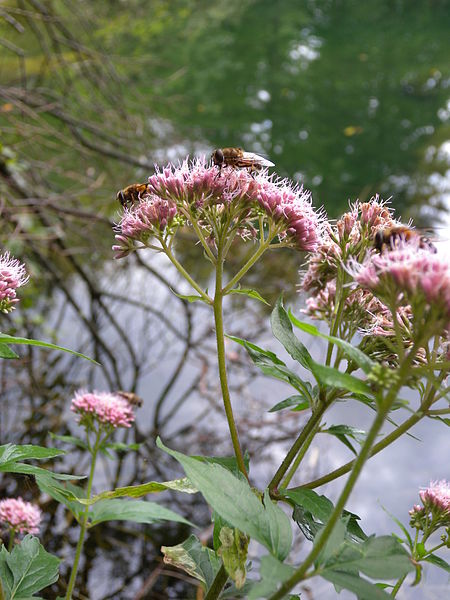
229;288;270;305
269;395;310;413
170;289;206;303
0;535;60;599
88;498;193;527
157;438;292;560
35;475;85;520
0;343;19;359
285;488;366;542
324;535;414;580
248;554;295;600
311;362;372;395
323;570;391;599
288;310;375;374
227;335;312;396
270;298;314;371
424;553;450;573
84;477;197;505
0;334;98;364
0;444;65;464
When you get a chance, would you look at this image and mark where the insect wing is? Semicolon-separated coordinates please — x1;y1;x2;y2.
241;151;275;167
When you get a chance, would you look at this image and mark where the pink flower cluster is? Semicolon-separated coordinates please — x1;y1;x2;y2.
71;390;136;429
419;480;450;514
409;480;450;531
114;156;323;256
0;252;29;313
350;239;450;327
302;196;397;296
0;497;42;534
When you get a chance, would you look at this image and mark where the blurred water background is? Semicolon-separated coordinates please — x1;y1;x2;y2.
0;1;449;598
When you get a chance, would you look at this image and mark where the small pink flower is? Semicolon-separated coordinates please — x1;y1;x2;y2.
71;390;136;428
349;240;450;326
359;195;394;229
0;497;42;535
257;180;322;250
419;480;450;515
0;252;29;313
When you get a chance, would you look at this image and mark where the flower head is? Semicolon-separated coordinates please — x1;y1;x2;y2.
419;480;450;515
348;239;450;332
300;196;397;296
409;480;450;532
71;390;136;429
0;497;42;534
115;156;323;257
0;252;29;313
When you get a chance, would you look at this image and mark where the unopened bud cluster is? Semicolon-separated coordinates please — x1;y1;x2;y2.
409;480;450;537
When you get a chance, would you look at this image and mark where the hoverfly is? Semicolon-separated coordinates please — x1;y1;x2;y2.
116;183;148;208
116;391;143;408
211;147;274;173
373;225;437;254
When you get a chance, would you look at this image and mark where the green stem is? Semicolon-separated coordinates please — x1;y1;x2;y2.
7;529;15;552
204;564;229;600
0;580;5;600
269;403;327;492
160;239;212;304
298;369;444;490
213;243;249;481
325;270;347;366
223;240;270;294
280;421;319;489
268;350;418;600
390;573;407;597
423;540;446;556
65;428;102;600
184;208;217;264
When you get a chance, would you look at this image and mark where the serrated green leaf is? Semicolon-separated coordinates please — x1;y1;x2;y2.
424;553;450;573
316;518;347;565
322;425;366;455
311;362;372;395
82;477;198;505
229;288;270;305
248;554;295;600
191;453;251;476
88;498;193;527
0;343;19;359
271;300;372;396
158;438;292;560
161;535;221;589
170;289;206;303
271;298;314;371
0;444;65;464
325;535;414;580
227;335;312;397
284;488;333;523
269;395;310;413
35;475;85;520
285;488;366;542
0;535;60;599
0;334;98;364
0;462;81;481
323;570;391;599
49;433;88;451
288;310;375;374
